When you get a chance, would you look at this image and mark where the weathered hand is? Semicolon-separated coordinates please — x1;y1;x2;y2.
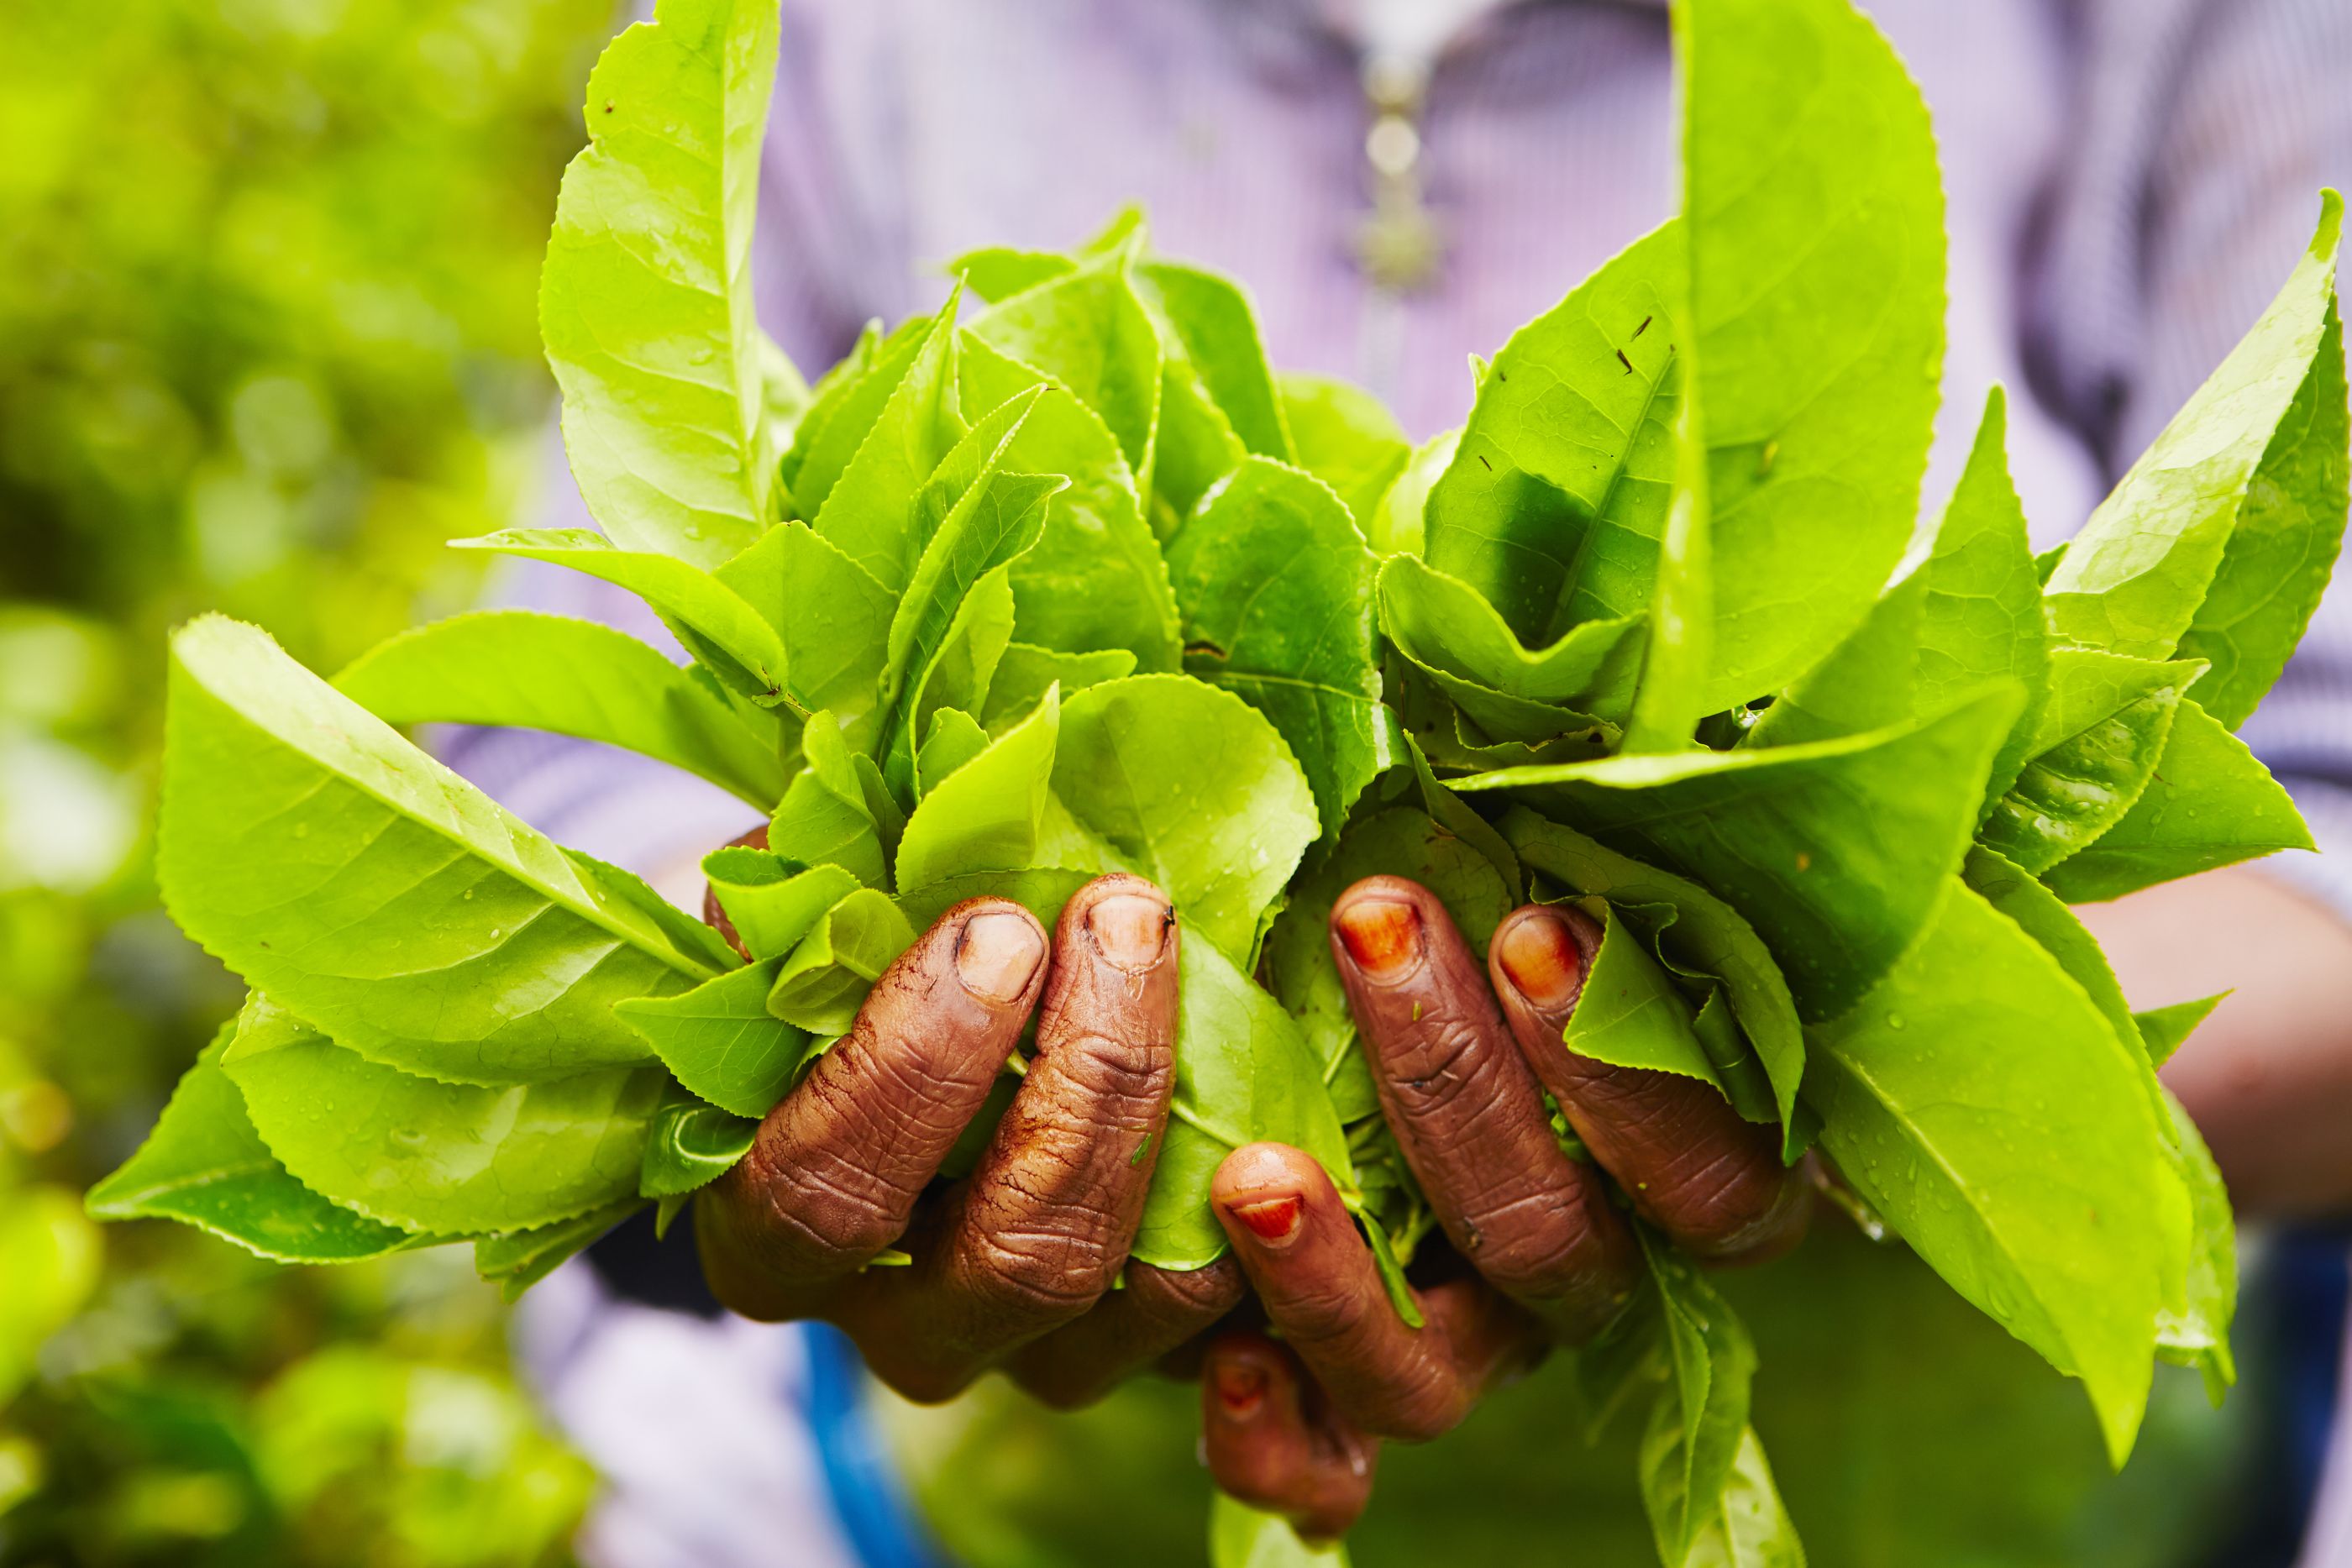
1197;876;1810;1539
696;868;1242;1405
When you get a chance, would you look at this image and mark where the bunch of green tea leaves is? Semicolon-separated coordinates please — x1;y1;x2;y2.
88;0;2348;1563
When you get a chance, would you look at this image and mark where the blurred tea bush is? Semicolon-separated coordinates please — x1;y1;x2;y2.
0;0;613;1560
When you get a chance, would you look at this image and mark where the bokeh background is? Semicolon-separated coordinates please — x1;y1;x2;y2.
0;1;616;1560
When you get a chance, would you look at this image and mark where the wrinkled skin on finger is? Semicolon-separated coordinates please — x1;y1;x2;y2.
696;869;1243;1405
1210;1142;1546;1443
1195;873;1811;1529
1488;902;1809;1263
1330;875;1641;1337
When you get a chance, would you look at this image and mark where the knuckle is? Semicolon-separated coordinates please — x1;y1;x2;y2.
1378;1015;1491;1119
961;1228;1112;1324
1136;1259;1247;1322
761;1153;906;1268
1453;1187;1588;1296
1053;1029;1171;1120
1271;1277;1375;1350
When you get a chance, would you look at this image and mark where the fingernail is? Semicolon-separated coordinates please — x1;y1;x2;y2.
1231;1194;1304;1245
1498;909;1587;1009
1335;898;1421;979
957;912;1044;1002
1212;1359;1267;1420
1088;892;1171;972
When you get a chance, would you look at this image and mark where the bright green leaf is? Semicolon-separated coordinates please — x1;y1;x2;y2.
1133;940;1352;1271
160;616;719;1084
2045;194;2343;690
638;1092;757;1198
766;889;917;1036
1917;387;2050;803
896;687;1061;891
2040;695;2314;901
336;611;787;809
449;529;786;702
223;997;666;1235
1168;458;1390;835
1049;675;1320;962
616;958;811;1120
703;850;863;961
2135;994;2228;1068
1278;371;1409;531
87;1024;419;1263
1803;882;2169;1466
1681;0;1945;707
1462;688;2020;1022
539;0;780;567
1424;223;1685;646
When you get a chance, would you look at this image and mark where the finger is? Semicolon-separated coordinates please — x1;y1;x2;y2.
1201;1333;1378;1543
1489;905;1809;1264
1211;1143;1541;1440
934;874;1179;1349
698;897;1047;1318
1006;1258;1245;1410
1330;877;1639;1334
831;877;1180;1396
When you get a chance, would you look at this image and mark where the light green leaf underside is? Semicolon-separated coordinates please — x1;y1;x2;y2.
1049;675;1320;963
334;611;786;809
539;0;780;567
1133;939;1353;1272
1208;1495;1349;1568
223;997;667;1235
160;616;717;1085
2045;194;2343;678
475;1198;644;1301
87;1024;419;1263
1803;882;2168;1467
1681;0;1946;709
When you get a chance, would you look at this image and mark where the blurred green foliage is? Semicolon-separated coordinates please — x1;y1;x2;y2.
0;0;613;1560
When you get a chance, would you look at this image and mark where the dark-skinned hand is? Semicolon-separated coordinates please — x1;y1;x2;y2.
1194;877;1810;1539
694;853;1806;1539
